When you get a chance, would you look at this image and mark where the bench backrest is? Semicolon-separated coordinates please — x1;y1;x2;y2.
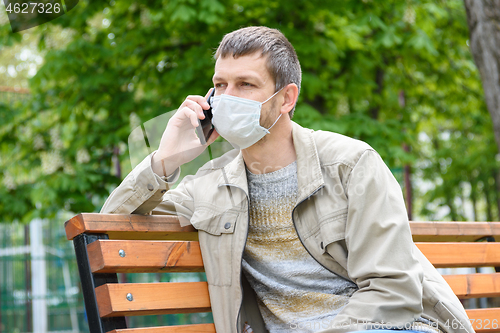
65;214;500;333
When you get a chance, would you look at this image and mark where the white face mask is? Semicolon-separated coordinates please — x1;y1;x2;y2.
211;88;283;149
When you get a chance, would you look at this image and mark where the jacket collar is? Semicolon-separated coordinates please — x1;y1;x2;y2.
218;121;325;202
291;121;325;202
217;149;249;194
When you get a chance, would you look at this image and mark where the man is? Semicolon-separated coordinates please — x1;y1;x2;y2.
101;26;473;333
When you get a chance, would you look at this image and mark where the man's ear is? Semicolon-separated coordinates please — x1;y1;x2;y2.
280;83;299;114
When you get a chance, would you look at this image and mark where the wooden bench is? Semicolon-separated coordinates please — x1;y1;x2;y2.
65;214;500;333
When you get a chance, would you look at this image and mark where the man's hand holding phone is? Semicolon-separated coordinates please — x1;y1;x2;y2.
196;88;216;145
152;88;219;178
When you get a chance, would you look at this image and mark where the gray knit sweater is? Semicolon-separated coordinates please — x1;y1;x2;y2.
242;161;358;333
241;160;443;333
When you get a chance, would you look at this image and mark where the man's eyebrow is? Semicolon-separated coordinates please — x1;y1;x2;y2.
212;74;224;82
235;75;261;82
212;74;264;84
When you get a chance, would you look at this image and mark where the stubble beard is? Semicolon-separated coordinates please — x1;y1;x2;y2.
255;99;280;147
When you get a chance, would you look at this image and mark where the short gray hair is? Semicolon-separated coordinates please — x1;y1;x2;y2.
214;26;301;118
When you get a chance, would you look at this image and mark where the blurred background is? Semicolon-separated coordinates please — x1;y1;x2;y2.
1;0;499;332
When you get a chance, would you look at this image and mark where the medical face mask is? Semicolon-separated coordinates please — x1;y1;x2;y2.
210;88;283;149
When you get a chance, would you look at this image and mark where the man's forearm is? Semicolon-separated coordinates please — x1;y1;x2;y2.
100;152;170;215
151;151;181;178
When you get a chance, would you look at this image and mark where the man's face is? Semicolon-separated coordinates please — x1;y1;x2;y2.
212;53;280;128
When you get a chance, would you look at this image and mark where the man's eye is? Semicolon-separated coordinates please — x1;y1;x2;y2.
242;82;253;87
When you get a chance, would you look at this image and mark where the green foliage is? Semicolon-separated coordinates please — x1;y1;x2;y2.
0;0;498;222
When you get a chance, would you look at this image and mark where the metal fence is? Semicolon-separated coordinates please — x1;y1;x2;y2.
0;217;85;333
0;215;213;333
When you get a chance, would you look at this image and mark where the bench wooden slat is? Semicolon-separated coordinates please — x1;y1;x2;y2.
411;221;500;242
109;323;216;332
416;242;500;268
87;240;204;273
443;273;500;298
65;213;197;241
95;282;211;317
66;214;500;242
466;308;500;332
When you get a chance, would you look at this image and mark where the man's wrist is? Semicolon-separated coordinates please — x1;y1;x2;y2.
162;166;180;183
151;151;179;178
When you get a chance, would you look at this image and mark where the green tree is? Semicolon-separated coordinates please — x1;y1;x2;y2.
0;0;497;223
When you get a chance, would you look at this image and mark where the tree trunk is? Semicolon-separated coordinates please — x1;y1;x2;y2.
484;177;494;221
470;180;478;221
445;191;459;221
495;170;500;219
369;67;384;120
464;0;500;153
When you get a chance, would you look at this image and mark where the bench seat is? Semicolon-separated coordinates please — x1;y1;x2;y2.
65;214;500;333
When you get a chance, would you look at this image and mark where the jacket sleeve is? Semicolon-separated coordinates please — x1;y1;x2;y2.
100;152;194;222
328;149;423;332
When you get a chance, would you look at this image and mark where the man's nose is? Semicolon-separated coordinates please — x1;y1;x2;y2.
224;84;237;96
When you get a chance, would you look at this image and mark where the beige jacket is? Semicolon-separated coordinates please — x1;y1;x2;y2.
101;121;474;333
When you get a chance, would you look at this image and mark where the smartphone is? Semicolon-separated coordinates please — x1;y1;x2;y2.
196;88;215;144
